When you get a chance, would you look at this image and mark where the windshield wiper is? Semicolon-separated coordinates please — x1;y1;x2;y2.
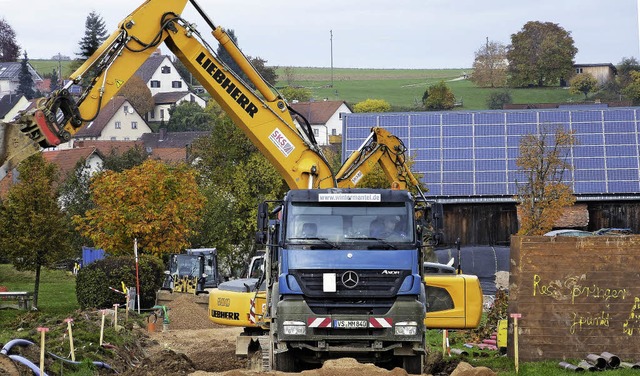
288;237;339;249
344;237;397;249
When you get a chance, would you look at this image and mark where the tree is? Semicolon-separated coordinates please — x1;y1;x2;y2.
569;73;598;99
280;86;312;102
422;81;455;110
515;126;576;235
16;51;35;99
353;99;391;113
507;21;578;87
189;116;286;275
617;57;640;88
0;18;20;62
282;66;297;86
74;159;206;257
249;56;278;86
49;68;60;92
486;90;512;109
58;158;97;251
621;71;640;105
0;154;73;307
167;101;216;132
470;40;508;88
101;144;149;172
119;75;155;116
77;11;108;60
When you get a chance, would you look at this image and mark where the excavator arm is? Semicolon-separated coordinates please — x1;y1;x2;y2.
0;0;336;190
336;127;424;193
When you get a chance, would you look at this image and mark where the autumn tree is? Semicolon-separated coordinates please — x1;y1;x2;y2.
353;99;391;113
74;159;206;257
617;57;640;88
17;51;36;99
569;73;598;99
167;101;216;132
101;144;149;172
507;21;577;87
422;81;455;110
280;86;312;102
189;116;286;276
470;39;508;88
0;154;73;307
0;18;20;62
621;71;640;105
119;75;155;116
515;126;576;235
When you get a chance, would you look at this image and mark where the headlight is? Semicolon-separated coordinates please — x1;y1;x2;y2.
395;321;418;336
283;321;306;335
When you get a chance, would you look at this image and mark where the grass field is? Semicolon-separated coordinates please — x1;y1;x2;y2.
28;59;584;110
1;264;638;375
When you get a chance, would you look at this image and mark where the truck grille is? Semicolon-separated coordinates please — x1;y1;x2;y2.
291;269;409;298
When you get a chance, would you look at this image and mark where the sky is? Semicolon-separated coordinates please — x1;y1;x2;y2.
1;0;639;69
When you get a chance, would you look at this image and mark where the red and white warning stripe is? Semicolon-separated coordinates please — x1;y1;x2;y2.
249;298;256;324
307;317;332;328
368;317;393;328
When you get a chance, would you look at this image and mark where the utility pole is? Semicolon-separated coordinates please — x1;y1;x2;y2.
330;30;334;88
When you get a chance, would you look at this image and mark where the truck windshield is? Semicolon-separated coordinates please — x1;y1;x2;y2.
285;202;414;249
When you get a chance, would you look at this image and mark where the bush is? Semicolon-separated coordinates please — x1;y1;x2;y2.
76;254;164;309
486;90;512;109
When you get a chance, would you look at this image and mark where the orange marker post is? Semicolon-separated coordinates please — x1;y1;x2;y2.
37;327;49;376
510;313;522;374
64;318;75;361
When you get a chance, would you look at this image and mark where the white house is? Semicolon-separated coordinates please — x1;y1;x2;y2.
149;91;207;123
134;52;205;122
0;62;43;97
67;96;152;147
289;100;352;145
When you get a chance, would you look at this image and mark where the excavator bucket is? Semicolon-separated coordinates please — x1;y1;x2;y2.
0;120;41;181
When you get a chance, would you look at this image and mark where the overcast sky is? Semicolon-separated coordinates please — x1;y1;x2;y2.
2;0;639;69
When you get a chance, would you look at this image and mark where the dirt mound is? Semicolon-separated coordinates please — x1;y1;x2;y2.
163;293;221;330
120;349;195;376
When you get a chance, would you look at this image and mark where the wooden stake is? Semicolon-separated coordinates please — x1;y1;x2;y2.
99;310;106;346
113;304;119;328
511;313;522;374
37;327;49;376
64;318;75;361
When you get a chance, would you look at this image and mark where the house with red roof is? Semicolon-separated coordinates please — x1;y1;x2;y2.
289;100;351;145
61;96;152;149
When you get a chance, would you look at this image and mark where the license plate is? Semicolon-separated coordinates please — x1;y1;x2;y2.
334;320;368;329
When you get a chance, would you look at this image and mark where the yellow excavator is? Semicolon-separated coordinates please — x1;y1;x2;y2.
0;0;481;371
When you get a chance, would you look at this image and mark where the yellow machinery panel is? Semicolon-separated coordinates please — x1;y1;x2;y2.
423;274;483;329
209;288;266;328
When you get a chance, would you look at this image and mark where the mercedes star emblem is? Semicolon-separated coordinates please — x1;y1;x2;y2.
341;271;359;289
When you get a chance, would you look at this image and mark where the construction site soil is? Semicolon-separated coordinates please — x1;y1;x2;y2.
3;293;497;376
118;294;496;376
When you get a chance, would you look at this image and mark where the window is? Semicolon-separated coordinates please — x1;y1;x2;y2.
110;137;117;141
115;121;121;129
124;137;130;141
150;111;155;119
576;68;583;74
172;81;182;88
332;129;337;135
131;121;138;130
161;66;171;74
150;80;160;88
123;105;129;114
160;109;165;119
313;129;319;137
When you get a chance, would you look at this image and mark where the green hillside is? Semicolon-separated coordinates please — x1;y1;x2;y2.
29;60;584;110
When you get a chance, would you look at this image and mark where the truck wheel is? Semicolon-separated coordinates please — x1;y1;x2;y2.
403;355;424;375
274;349;296;372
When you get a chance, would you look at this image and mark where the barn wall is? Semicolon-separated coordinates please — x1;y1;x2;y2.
587;201;640;233
508;235;640;361
442;203;518;246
